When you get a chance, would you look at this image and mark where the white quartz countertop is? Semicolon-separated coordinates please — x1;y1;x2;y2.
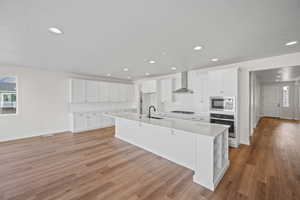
105;112;229;138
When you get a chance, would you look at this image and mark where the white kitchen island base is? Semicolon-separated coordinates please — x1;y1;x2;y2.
110;114;229;191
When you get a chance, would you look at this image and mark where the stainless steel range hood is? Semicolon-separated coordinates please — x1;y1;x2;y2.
173;71;194;94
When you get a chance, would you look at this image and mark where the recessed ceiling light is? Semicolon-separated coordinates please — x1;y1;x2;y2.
48;27;63;34
211;58;219;62
171;67;177;70
145;72;150;76
285;41;298;46
107;73;111;77
123;68;129;72
149;60;156;64
193;46;203;51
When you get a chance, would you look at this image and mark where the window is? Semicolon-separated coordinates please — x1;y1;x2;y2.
282;86;289;108
0;77;17;115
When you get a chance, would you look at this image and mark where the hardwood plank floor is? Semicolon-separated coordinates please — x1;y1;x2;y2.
0;117;300;200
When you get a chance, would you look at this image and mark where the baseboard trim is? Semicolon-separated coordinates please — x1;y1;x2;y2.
0;129;69;143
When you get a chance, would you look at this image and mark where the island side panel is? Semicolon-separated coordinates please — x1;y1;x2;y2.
193;134;215;191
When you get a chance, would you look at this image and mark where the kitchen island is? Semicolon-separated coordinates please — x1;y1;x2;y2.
105;112;230;191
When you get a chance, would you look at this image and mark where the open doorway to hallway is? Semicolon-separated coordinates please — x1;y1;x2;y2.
250;66;300;135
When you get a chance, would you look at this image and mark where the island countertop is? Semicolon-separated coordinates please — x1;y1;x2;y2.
104;112;229;138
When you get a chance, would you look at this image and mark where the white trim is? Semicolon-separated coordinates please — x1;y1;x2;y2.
0;76;18;116
0;129;69;143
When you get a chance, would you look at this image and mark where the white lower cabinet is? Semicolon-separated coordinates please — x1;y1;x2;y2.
70;111;114;133
73;113;87;131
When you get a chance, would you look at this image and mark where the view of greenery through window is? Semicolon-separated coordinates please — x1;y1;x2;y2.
0;77;17;115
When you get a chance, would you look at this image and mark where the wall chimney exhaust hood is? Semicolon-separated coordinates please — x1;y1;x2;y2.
173;71;193;94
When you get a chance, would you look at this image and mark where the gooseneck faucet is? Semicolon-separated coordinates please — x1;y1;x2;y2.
148;105;156;118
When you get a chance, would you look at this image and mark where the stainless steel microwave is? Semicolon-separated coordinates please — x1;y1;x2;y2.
210;97;235;112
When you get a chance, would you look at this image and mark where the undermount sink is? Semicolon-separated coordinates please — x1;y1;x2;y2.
149;116;164;120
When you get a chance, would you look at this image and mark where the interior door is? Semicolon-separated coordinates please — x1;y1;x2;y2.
262;84;280;117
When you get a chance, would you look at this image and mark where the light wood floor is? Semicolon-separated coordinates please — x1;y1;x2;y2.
0;117;300;200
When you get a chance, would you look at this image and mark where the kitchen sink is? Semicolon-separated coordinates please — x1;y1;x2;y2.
149;116;164;120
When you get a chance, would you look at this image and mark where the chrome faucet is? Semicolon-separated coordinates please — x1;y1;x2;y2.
148;105;156;118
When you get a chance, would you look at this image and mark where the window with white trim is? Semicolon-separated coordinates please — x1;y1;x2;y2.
0;77;17;115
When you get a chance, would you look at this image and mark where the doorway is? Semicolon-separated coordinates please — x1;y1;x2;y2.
250;66;300;134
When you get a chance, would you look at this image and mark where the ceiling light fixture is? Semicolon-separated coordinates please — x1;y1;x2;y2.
193;46;203;51
211;58;219;62
145;72;150;76
285;41;298;46
171;67;177;70
127;76;131;79
107;73;111;77
48;27;63;35
149;60;156;64
123;68;129;72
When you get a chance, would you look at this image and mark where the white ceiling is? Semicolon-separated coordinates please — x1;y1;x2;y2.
255;66;300;83
0;0;300;80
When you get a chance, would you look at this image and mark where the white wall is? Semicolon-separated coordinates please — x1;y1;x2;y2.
0;64;135;142
250;72;262;134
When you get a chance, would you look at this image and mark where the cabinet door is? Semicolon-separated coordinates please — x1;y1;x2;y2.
198;72;209;113
126;84;134;102
86;112;98;129
161;78;173;103
98;82;109;102
208;71;222;97
221;68;237;97
86;80;99;103
141;80;157;93
208;68;237;97
96;112;103;128
70;79;86;103
119;84;127;102
167;129;196;169
108;82;120;102
74;113;87;131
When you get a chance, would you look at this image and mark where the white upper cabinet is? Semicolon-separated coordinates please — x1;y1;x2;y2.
221;68;238;97
69;79;86;103
126;84;134;102
189;71;209;114
119;84;127;102
141;80;157;93
86;80;99;102
98;81;109;102
208;70;223;97
161;78;173;103
70;78;133;103
109;82;121;102
208;68;238;97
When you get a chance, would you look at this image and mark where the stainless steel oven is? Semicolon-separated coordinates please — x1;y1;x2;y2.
210;97;235;112
210;113;235;138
